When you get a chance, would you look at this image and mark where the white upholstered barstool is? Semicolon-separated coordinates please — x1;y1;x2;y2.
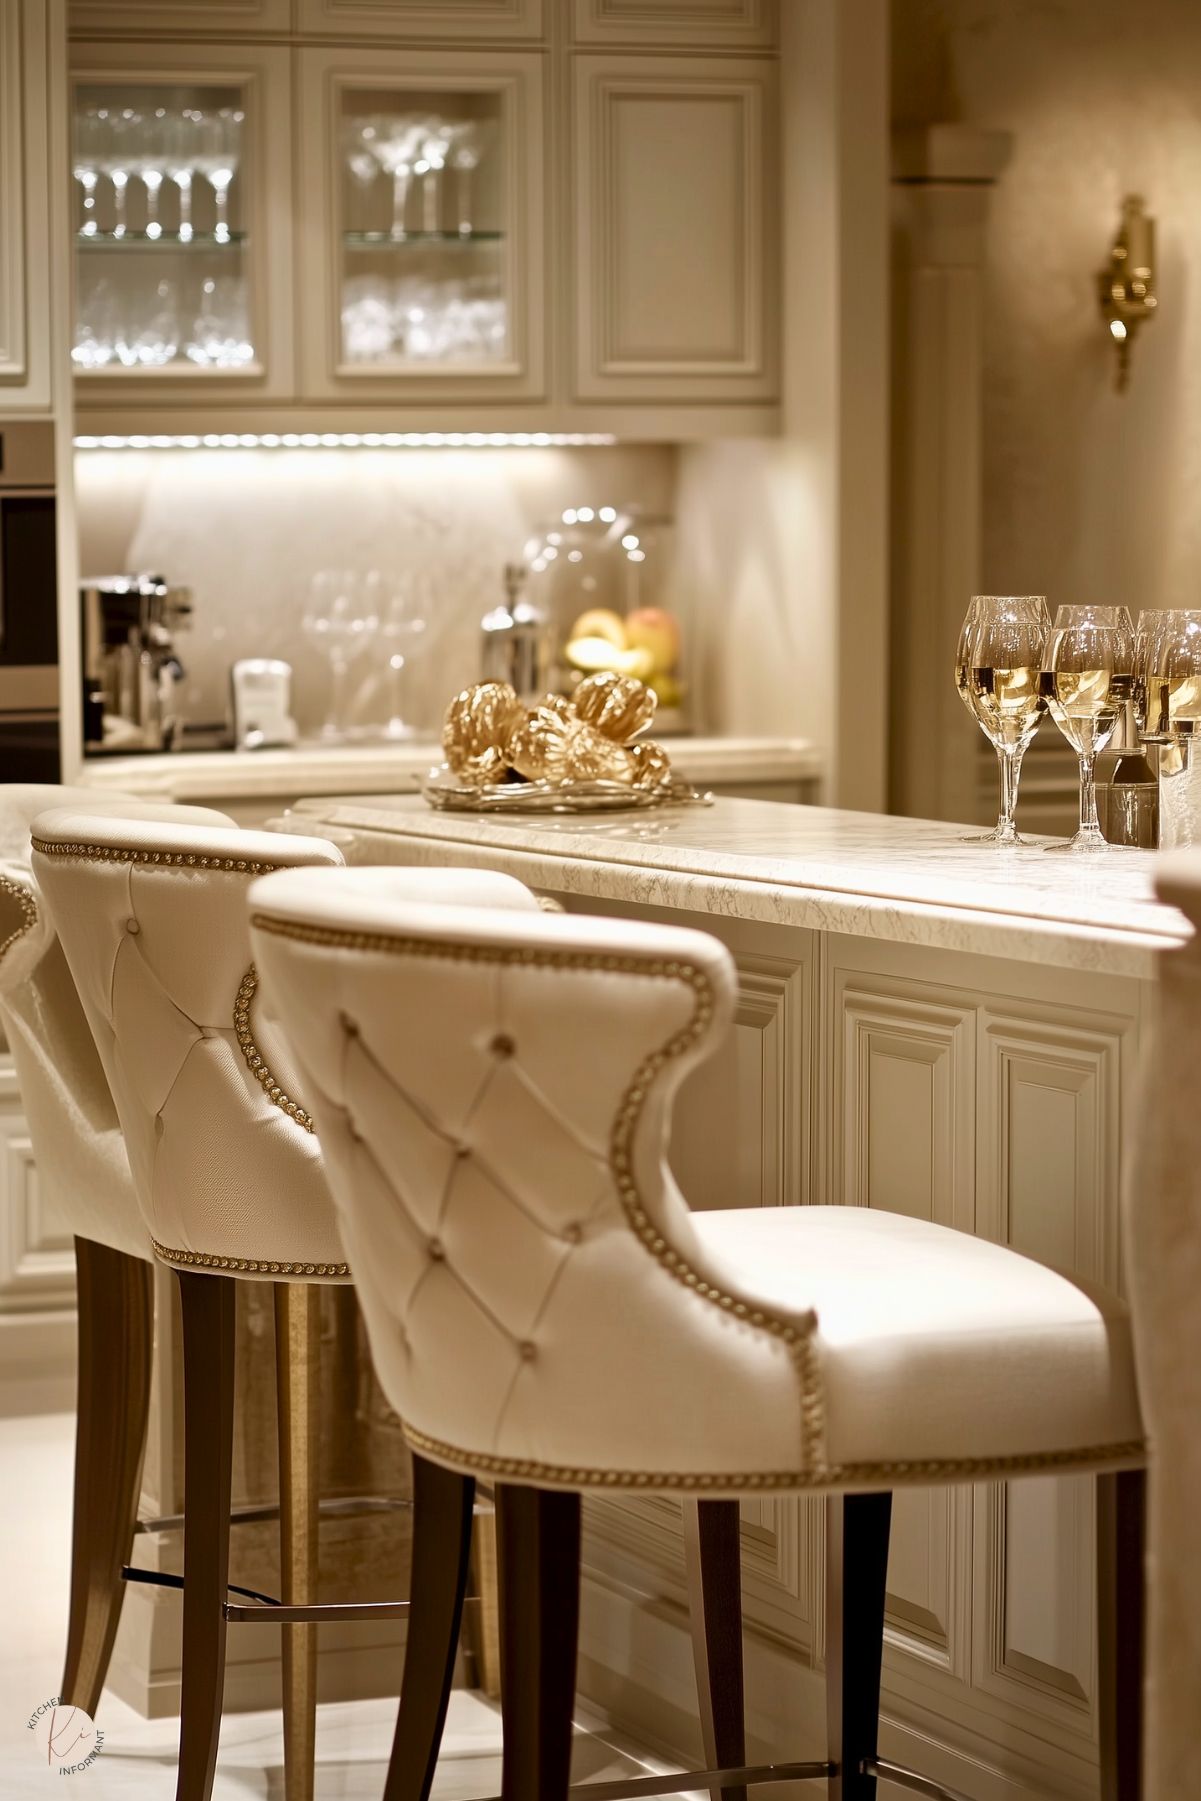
0;786;234;1716
248;871;1148;1801
31;811;542;1801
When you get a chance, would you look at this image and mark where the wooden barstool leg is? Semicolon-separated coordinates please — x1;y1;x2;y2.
496;1483;581;1801
176;1269;236;1801
275;1283;321;1801
60;1237;154;1716
1097;1469;1146;1801
683;1498;748;1801
383;1455;476;1801
825;1491;892;1801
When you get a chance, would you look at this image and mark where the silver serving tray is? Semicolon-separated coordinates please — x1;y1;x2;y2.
422;765;711;814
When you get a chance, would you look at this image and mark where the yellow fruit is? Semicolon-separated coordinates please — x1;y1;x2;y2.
625;607;681;675
565;636;655;680
648;671;685;709
569;607;627;650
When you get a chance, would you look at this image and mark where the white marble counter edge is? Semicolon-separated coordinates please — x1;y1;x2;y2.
72;736;822;801
297;813;1180;980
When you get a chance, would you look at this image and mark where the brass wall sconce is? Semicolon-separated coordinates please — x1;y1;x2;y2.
1097;193;1157;391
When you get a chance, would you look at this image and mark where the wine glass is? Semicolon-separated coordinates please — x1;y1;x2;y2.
1041;604;1135;853
193;105;241;243
369;572;429;739
163;108;198;242
1150;611;1201;740
73;106;106;237
97;107;140;239
370;117;426;241
415;122;449;234
134;107;167;239
445;120;494;236
958;595;1050;846
343;117;381;231
302;572;379;741
1134;609;1175;741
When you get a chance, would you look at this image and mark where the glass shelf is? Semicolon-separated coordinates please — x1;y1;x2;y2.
78;229;248;250
343;229;502;250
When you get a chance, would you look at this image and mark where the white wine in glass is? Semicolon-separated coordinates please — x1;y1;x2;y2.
1041;604;1135;852
956;595;1050;845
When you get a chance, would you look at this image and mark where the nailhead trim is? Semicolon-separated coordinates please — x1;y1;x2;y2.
151;1237;349;1278
251;912;829;1475
31;837;284;874
0;875;37;964
234;965;316;1134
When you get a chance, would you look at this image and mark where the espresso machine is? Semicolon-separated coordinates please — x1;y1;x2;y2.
81;573;193;752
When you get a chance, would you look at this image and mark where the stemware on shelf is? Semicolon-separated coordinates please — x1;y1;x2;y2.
1041;603;1135;853
446;120;493;236
163;107;198;242
302;572;380;741
956;594;1050;847
415;124;449;234
369;116;427;241
193;105;242;243
73;106;106;237
368;571;430;740
135;108;168;239
97;107;139;239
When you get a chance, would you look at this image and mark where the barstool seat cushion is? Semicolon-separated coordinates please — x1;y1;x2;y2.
0;789;234;1259
692;1205;1142;1481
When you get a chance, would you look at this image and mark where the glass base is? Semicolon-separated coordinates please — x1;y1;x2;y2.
381;718;416;741
1044;831;1128;854
960;826;1025;846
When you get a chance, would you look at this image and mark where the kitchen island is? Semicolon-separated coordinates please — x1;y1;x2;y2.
282;794;1179;1801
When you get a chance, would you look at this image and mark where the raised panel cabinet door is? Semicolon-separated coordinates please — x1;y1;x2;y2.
572;0;777;49
295;0;544;38
69;41;295;406
571;53;779;405
971;998;1131;1761
0;0;55;410
0;1060;75;1313
67;0;293;32
829;967;976;1685
296;45;545;405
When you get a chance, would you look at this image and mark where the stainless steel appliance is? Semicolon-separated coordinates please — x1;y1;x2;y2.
480;562;551;705
0;422;60;780
81;572;192;753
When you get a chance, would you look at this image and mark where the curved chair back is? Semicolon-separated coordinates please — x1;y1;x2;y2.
247;869;817;1489
32;812;346;1279
0;788;234;1257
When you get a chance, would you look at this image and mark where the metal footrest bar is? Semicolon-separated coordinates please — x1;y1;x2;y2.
865;1758;974;1801
122;1566;279;1607
477;1759;831;1801
134;1492;412;1536
225;1599;412;1624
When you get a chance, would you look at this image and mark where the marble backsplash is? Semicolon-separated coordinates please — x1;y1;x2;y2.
75;444;677;741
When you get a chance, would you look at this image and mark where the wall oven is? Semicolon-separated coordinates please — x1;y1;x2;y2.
0;422;59;782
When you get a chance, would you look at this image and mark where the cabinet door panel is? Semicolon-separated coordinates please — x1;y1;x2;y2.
296;0;544;37
68;0;292;31
0;0;54;410
0;1062;75;1313
573;0;777;48
572;54;777;403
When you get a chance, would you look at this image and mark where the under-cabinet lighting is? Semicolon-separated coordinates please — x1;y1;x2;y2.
74;431;618;451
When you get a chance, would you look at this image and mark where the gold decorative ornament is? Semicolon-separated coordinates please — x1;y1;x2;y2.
442;681;527;784
572;671;658;742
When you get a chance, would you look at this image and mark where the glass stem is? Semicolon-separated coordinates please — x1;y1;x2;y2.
457;167;472;236
215;185;229;242
176;175;192;240
998;744;1023;839
112;172;127;236
328;658;349;738
1079;749;1100;837
423;170;439;234
391;173;409;240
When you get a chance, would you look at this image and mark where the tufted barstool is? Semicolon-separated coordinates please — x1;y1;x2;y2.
31;811;543;1801
248;872;1148;1801
0;786;234;1718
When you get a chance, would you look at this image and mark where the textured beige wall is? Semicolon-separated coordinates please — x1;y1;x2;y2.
893;0;1201;613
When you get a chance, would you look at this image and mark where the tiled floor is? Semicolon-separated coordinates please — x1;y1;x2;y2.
0;1411;697;1799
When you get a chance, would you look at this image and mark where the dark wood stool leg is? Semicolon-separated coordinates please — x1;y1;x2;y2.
275;1284;321;1801
496;1483;581;1801
60;1237;154;1715
1098;1469;1146;1801
825;1491;892;1801
175;1269;236;1801
383;1456;476;1801
683;1498;747;1801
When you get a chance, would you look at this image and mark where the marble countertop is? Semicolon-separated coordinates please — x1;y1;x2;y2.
74;735;821;802
286;792;1191;978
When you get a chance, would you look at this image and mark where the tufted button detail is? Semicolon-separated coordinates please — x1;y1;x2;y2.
340;1013;359;1038
428;1238;445;1261
563;1223;583;1245
519;1341;537;1362
490;1033;516;1059
125;918;140;935
455;1143;471;1160
154;1114;165;1137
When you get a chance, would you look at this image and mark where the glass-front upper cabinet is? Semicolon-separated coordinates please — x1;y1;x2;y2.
297;48;545;404
70;45;293;403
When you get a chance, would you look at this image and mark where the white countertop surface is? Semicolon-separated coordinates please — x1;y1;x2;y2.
75;735;821;802
286;792;1190;978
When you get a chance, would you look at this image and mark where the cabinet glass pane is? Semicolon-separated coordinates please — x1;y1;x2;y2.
338;86;507;369
72;83;254;372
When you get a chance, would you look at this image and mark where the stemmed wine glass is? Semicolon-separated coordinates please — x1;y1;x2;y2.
303;572;380;741
135;108;167;239
73;106;106;237
1041;604;1135;853
371;117;425;241
98;107;139;239
445;120;494;236
1134;609;1175;741
163;108;197;242
368;572;429;739
193;106;241;243
415;124;448;233
956;595;1050;846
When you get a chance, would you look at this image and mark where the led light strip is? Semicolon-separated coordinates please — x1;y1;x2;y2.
74;430;618;451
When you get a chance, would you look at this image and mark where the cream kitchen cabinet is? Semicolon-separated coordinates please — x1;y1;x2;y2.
295;44;545;405
571;51;779;407
68;39;295;402
571;0;777;49
1;0;64;414
68;0;293;33
294;0;545;40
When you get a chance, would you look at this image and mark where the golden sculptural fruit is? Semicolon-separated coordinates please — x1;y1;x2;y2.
441;675;674;792
442;680;527;784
